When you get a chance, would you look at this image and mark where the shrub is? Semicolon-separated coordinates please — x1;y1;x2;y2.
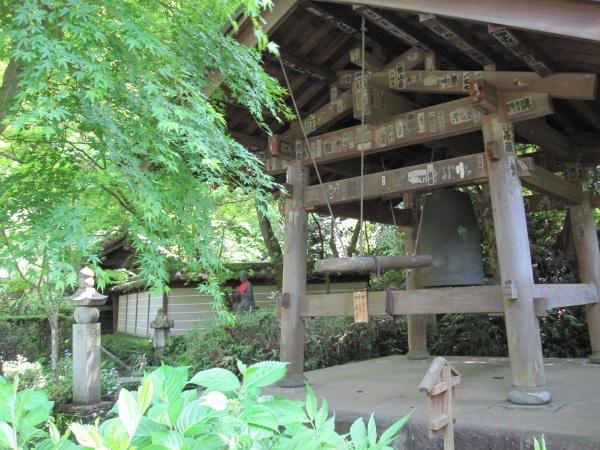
0;362;413;449
2;355;47;391
101;332;154;374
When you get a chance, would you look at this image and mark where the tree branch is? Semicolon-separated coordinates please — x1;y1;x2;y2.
0;56;22;137
99;184;136;215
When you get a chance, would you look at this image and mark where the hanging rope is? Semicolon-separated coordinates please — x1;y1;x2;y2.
358;15;367;258
277;55;348;258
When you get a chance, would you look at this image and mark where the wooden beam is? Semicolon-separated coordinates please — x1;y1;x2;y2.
318;0;600;43
312;202;413;227
513;119;575;161
299;89;353;136
370;70;597;100
568;100;600;132
269;48;336;83
349;47;385;72
519;162;583;205
295;286;552;318
303;153;489;208
534;284;598;309
297;0;381;48
353;78;418;124
488;25;554;77
297;93;551;168
420;14;495;67
231;0;298;48
228;131;267;150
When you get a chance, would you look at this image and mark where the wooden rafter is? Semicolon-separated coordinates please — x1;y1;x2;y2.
318;0;600;42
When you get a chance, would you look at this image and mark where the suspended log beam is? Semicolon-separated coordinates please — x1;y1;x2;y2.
420;14;496;67
320;0;600;42
370;70;597;100
314;255;432;274
295;93;550;168
519;162;583;205
488;25;554;77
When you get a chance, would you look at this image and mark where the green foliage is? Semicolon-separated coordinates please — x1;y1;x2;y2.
101;333;154;373
12;362;410;449
0;316;72;363
0;375;56;449
43;352;73;405
167;311;408;376
2;356;47;391
534;435;547;450
540;307;590;358
429;314;508;357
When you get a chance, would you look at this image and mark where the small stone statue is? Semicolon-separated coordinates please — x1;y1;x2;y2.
233;271;258;314
150;308;174;350
150;308;174;329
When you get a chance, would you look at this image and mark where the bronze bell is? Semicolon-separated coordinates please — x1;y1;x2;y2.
418;189;485;287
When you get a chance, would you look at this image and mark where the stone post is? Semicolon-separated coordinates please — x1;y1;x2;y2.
65;267;107;405
150;307;174;352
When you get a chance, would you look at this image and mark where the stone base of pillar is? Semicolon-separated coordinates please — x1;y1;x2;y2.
277;372;307;388
406;349;430;360
508;386;551;405
588;351;600;364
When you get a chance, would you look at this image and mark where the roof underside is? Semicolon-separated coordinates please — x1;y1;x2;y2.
226;0;600;223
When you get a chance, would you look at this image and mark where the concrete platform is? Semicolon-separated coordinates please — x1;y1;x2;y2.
263;356;600;449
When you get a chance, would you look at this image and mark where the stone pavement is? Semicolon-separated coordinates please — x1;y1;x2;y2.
263;356;600;449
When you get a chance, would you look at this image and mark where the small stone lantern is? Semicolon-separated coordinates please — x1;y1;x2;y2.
150;308;174;352
64;267;107;405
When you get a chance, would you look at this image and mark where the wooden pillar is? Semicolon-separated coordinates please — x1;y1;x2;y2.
483;111;550;405
404;192;430;360
278;159;309;387
570;184;600;364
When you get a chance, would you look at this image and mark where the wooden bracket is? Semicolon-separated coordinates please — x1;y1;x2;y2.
471;79;498;115
277;293;290;308
503;280;518;300
486;141;500;160
267;135;295;160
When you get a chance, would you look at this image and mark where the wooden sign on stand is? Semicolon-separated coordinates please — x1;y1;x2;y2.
418;357;461;450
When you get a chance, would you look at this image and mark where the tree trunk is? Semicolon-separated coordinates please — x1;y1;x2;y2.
329;218;340;258
49;313;60;382
557;210;579;280
0;56;22;137
256;205;284;288
347;221;362;256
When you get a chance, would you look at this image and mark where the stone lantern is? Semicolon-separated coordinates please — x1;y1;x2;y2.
150;308;174;352
64;267;107;405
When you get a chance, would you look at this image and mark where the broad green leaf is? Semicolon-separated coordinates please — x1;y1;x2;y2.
350;417;367;445
314;396;328;430
69;423;104;449
367;413;377;446
0;421;16;449
258;397;307;426
176;401;225;437
131;416;168;448
243;361;288;390
150;429;186;450
378;408;413;445
148;365;188;406
137;377;153;417
304;383;317;422
189;368;241;392
118;388;141;438
238;405;279;431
